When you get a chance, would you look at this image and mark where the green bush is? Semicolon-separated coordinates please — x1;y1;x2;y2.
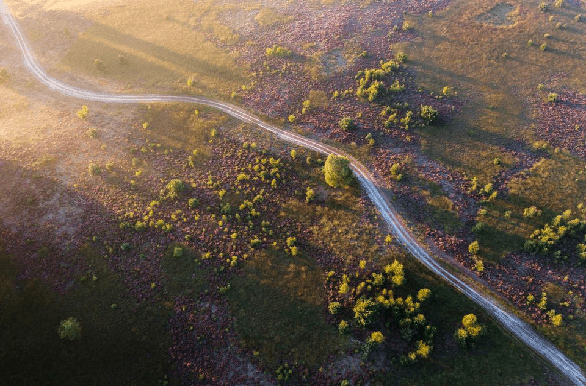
420;105;438;124
88;162;101;176
468;241;480;255
338;117;356;130
266;45;292;58
328;301;342;315
547;92;559;103
77;105;89;120
58;317;82;340
163;179;186;199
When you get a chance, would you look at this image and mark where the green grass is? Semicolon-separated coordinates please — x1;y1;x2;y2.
161;244;209;298
0;243;171;386
226;248;346;368
381;256;560;386
399;0;586;370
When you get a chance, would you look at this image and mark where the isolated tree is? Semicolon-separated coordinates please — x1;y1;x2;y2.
323;154;354;188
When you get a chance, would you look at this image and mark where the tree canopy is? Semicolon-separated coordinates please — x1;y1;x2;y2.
323;154;354;188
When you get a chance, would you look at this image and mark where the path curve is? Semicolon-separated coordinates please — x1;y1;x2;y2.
1;2;584;384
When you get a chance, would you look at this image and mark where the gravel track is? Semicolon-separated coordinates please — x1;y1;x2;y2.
1;1;584;384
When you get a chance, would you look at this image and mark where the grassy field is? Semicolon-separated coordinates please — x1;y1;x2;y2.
3;0;586;383
59;0;246;96
399;0;586;370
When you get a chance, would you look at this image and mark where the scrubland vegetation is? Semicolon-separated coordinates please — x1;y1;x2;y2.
2;0;586;384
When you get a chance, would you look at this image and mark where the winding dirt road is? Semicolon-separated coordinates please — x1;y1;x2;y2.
1;1;585;384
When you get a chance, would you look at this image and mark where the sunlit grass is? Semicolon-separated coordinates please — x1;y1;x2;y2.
60;0;246;96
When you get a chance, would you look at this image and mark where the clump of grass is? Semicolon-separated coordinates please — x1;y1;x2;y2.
540;43;548;51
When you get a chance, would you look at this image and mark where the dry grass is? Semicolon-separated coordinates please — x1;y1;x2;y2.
59;0;246;96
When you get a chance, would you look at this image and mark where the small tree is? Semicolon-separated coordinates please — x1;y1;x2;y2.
323;154;354;188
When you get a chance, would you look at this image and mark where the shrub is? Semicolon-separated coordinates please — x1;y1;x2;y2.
58;317;82;340
353;298;378;326
365;133;375;146
323;154;354;188
305;187;315;203
523;206;542;218
266;45;292;58
395;51;407;63
338;117;356;130
173;247;183;257
88;162;101;176
455;313;484;347
540;43;547;51
328;302;342;314
163;179;186;199
288;114;297;123
338;320;350;334
554;0;564;7
420;105;438;124
547;92;559;103
77;105;89;119
369;331;385;344
539;2;548;12
417;288;431;302
527;39;534;47
402;20;413;31
468;241;480;255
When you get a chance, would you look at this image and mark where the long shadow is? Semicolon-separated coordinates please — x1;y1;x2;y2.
0;159;170;386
